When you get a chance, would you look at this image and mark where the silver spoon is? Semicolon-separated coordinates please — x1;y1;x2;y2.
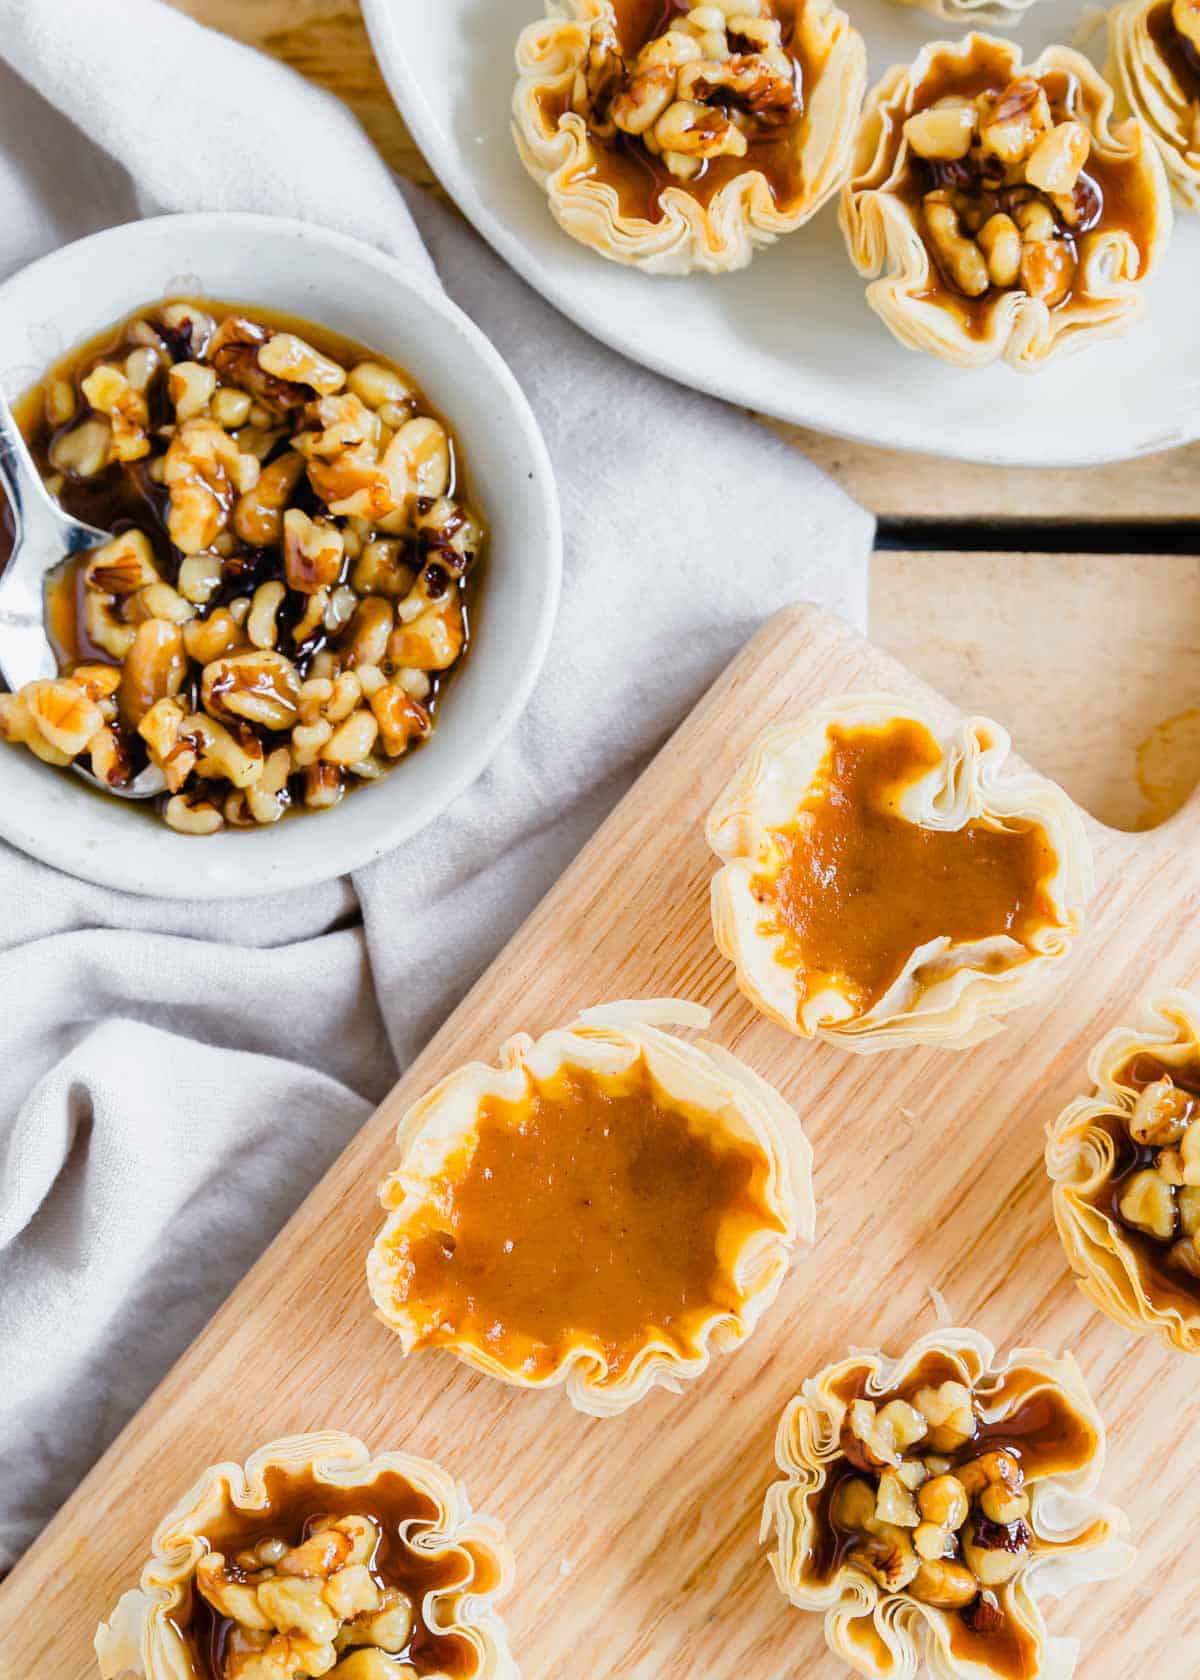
0;392;164;797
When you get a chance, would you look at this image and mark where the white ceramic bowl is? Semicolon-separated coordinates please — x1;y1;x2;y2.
0;213;561;898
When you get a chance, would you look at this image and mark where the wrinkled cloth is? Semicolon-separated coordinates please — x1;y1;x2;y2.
0;0;872;1570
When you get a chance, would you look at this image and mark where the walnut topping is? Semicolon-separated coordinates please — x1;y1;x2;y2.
904;77;1097;305
4;301;483;833
831;1383;1034;1624
1114;1073;1200;1277
571;1;800;183
194;1514;417;1679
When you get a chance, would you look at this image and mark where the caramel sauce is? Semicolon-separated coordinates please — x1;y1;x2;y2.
811;1354;1097;1680
895;43;1156;335
1147;0;1200;99
173;1466;492;1679
752;718;1060;1020
384;1058;779;1381
1085;1051;1200;1308
559;0;810;222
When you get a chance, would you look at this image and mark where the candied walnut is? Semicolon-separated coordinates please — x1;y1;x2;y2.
118;620;187;729
369;686;430;758
258;333;346;396
283;508;346;594
0;680;102;763
208;315;310;414
234;452;306;547
165;418;260;555
202;651;302;731
80;364;150;462
168;361;217;421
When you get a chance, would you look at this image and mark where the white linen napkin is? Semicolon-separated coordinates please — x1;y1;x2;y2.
0;0;872;1571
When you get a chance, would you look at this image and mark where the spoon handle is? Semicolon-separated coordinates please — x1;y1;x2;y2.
0;389;47;534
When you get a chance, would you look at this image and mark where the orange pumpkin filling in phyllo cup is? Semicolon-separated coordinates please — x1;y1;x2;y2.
707;696;1092;1052
368;1000;814;1414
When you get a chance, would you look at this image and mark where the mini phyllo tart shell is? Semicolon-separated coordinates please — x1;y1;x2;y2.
1108;0;1200;209
707;696;1092;1054
512;0;866;274
762;1328;1133;1680
93;1431;517;1680
887;0;1041;28
840;34;1171;369
368;999;813;1416
1046;988;1200;1353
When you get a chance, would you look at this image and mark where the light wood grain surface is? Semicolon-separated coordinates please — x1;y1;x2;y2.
3;605;1197;1677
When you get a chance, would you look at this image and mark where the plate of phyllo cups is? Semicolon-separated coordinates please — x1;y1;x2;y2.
364;0;1196;464
93;690;1196;1679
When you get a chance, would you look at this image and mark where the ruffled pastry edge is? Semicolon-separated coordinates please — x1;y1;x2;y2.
760;1328;1134;1680
367;998;814;1416
94;1431;517;1680
706;693;1094;1054
1046;986;1200;1354
1107;0;1200;208
838;33;1173;369
511;0;867;274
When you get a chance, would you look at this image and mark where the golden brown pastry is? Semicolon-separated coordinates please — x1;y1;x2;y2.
512;0;866;272
840;34;1172;367
368;999;814;1414
707;696;1092;1052
763;1328;1133;1680
93;1432;516;1680
1108;0;1200;207
1047;988;1200;1353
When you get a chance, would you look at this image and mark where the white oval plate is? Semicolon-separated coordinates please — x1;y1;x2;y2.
0;214;561;898
364;0;1200;465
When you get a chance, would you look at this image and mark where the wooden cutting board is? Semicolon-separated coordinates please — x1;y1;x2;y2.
4;604;1197;1678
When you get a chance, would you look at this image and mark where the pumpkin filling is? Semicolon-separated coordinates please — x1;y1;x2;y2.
750;718;1061;1020
812;1358;1098;1680
174;1469;492;1680
377;1058;779;1381
554;0;811;220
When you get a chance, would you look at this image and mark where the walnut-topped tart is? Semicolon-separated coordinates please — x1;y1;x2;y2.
763;1329;1133;1680
840;35;1172;367
1108;0;1200;207
93;1432;516;1680
706;697;1092;1052
368;999;814;1414
1047;989;1200;1354
512;0;866;273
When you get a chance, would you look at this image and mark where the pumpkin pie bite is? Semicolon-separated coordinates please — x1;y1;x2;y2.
706;697;1092;1053
93;1432;516;1680
367;1000;813;1414
511;0;866;273
1047;989;1200;1353
762;1329;1133;1680
1108;0;1200;208
839;34;1172;368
